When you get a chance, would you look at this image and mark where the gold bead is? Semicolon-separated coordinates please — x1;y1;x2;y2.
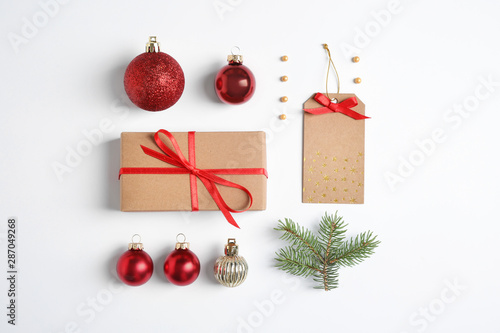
281;75;288;82
352;56;360;63
280;96;288;102
281;55;288;62
354;77;362;84
279;114;287;120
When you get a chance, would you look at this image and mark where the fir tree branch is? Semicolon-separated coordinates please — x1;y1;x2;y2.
274;212;380;291
275;246;322;278
330;231;380;267
275;218;323;262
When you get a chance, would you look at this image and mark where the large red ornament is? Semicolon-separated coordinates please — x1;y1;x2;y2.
163;234;200;286
116;235;154;286
124;36;185;112
215;51;255;105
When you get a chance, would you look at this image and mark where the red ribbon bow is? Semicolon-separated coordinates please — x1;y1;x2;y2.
303;93;369;120
119;130;268;228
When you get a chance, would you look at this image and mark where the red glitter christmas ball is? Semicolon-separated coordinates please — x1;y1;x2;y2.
124;37;185;112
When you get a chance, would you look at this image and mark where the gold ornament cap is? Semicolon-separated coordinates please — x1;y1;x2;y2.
175;233;190;250
224;238;239;256
128;234;144;250
146;36;160;53
227;54;243;63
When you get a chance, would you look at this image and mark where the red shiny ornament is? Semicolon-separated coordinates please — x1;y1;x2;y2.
215;52;255;105
116;235;153;286
163;234;200;286
124;36;185;112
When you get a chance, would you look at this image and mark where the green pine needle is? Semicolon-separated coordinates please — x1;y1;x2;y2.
274;212;380;291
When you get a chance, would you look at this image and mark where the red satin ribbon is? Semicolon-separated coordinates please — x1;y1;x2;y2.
118;130;268;228
188;132;198;211
303;93;369;120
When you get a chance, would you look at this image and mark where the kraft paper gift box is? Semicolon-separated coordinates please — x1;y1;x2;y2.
119;130;267;218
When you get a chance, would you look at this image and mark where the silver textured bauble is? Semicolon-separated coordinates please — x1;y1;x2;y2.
214;238;248;287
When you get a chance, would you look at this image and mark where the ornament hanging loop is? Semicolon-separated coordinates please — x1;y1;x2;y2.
176;233;186;243
323;43;340;101
131;234;141;243
231;46;241;55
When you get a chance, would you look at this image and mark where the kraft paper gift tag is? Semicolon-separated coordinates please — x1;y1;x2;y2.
302;93;367;204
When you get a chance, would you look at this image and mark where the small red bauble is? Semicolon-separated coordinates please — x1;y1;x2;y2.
124;36;185;112
163;234;200;286
116;235;154;286
215;51;255;105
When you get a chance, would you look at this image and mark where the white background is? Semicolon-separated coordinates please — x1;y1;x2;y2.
1;0;499;332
